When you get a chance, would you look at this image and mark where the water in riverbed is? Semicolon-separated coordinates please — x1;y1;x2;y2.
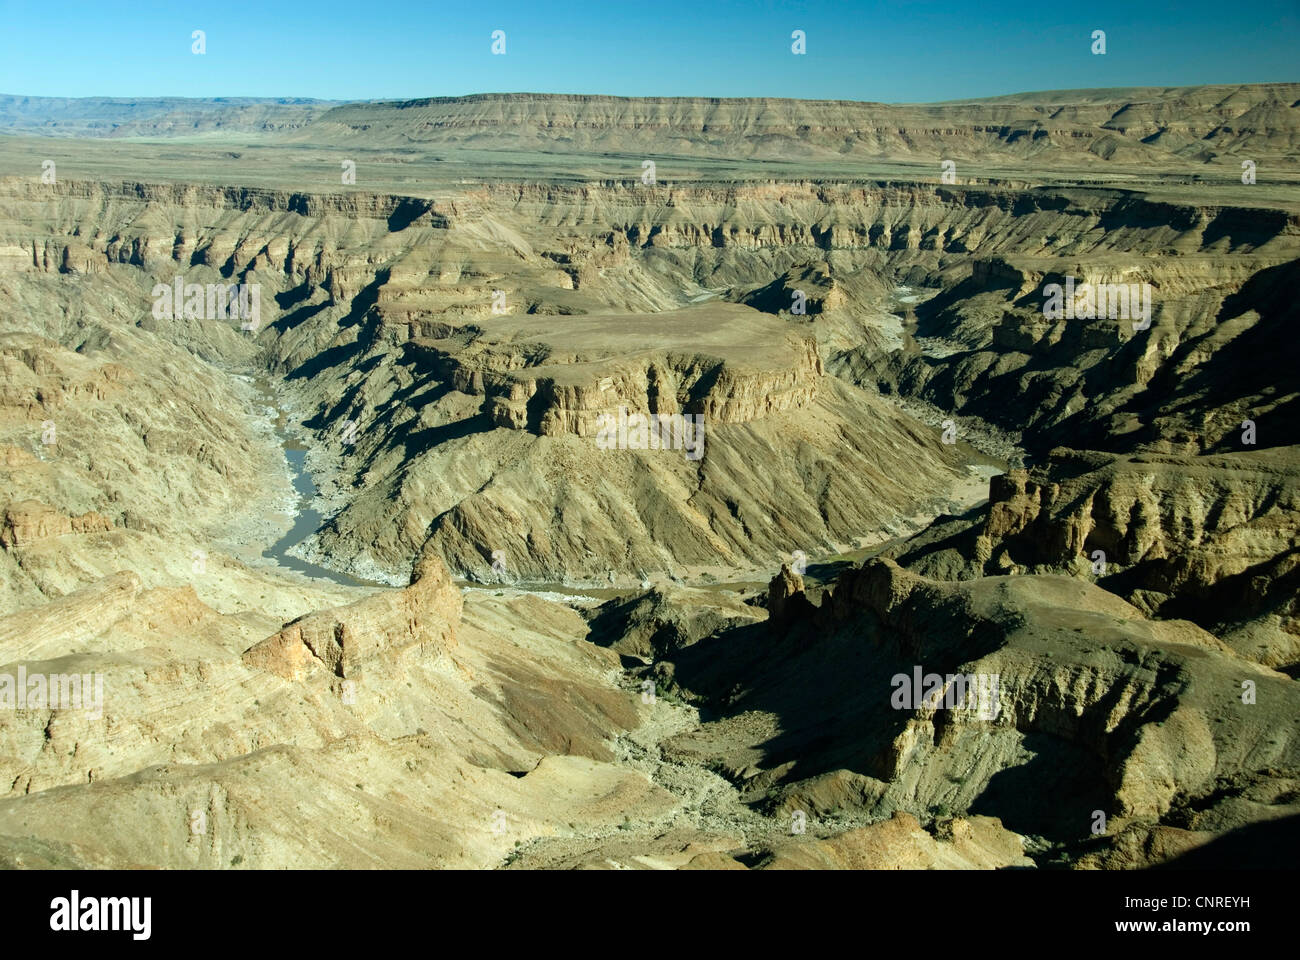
255;379;385;589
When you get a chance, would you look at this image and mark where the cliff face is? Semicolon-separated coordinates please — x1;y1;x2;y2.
970;451;1300;663
7;180;1295;291
885;447;1300;662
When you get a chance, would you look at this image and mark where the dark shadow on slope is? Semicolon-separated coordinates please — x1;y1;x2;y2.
338;270;389;332
286;338;365;384
275;280;315;311
1159;546;1300;640
1200;207;1290;250
284;272;390;382
1151;814;1300;869
665;585;1011;787
402;412;493;458
968;732;1110;839
272;298;330;334
1076;260;1300;455
1192;260;1300;451
387;197;434;233
888;504;987;571
305;378;367;432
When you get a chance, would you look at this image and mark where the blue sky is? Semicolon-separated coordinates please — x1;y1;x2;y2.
0;0;1294;102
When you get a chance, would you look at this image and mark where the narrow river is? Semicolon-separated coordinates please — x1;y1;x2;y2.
254;378;387;589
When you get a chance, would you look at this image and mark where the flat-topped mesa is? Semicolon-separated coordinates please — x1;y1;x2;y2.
241;555;462;681
406;336;823;435
493;346;823;435
401;302;824;435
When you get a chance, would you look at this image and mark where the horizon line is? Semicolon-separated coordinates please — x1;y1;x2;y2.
2;80;1298;111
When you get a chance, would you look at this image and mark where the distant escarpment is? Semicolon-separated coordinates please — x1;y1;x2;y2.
0;95;332;138
298;85;1300;170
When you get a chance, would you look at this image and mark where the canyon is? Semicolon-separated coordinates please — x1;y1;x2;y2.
0;84;1296;869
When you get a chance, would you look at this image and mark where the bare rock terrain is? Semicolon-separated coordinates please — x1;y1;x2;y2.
0;85;1296;869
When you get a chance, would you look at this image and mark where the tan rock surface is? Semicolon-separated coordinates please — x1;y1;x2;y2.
0;85;1295;870
763;812;1033;869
